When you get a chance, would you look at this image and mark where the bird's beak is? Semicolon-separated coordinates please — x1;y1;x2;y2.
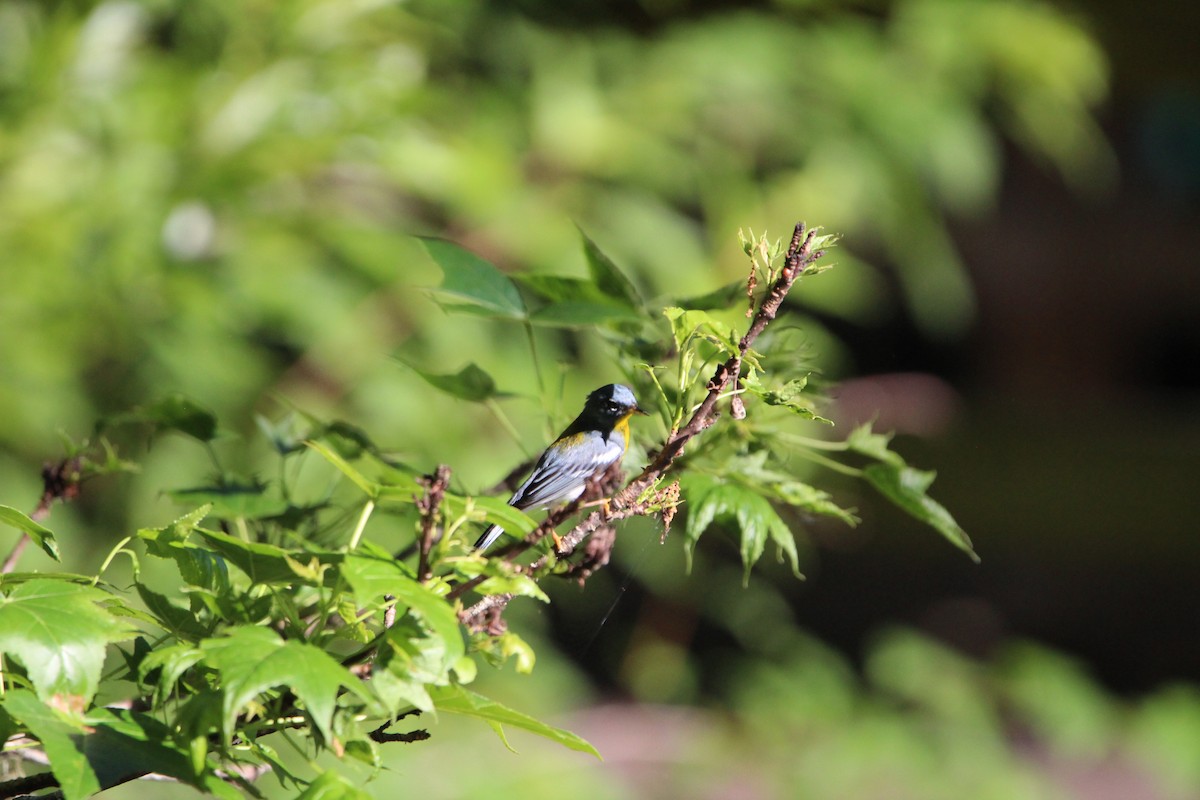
632;406;649;416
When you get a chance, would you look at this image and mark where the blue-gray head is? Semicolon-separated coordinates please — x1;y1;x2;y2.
583;384;645;421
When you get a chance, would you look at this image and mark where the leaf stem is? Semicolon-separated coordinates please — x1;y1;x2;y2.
348;499;375;551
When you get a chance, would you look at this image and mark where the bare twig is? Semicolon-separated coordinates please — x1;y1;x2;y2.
460;222;825;630
369;711;430;744
415;465;451;583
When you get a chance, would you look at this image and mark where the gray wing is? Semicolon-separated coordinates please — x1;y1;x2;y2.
510;431;624;511
475;432;624;552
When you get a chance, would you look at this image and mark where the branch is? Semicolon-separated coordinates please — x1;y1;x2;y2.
460;221;826;630
2;457;84;573
415;465;451;584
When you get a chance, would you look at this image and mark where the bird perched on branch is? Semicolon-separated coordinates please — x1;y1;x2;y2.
474;383;647;552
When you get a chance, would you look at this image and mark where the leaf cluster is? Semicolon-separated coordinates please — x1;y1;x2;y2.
0;227;974;798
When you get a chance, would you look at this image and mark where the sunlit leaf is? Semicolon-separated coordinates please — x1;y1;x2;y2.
441;495;538;537
429;684;600;758
863;463;979;562
1;689;100;800
0;504;60;561
340;554;464;670
0;580;132;707
742;371;831;424
845;423;904;466
199;626;374;742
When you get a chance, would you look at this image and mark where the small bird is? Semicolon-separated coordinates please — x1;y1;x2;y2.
474;384;647;552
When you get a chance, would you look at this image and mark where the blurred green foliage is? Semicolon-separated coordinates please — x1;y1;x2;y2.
0;0;1112;459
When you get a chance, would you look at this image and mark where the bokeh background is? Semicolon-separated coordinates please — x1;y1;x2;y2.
2;0;1198;797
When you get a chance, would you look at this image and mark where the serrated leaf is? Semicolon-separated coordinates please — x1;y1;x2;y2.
370;620;453;714
863;463;979;563
0;580;132;706
199;627;373;742
742;372;831;424
579;228;641;309
679;473;736;572
734;491;797;584
305;440;378;497
1;689;100;800
138;642;204;705
0;504;60;561
192;528;303;585
137;584;208;641
429;684;599;758
137;394;218;442
420;237;526;319
846;423;904;466
662;307;738;356
680;473;803;582
402;361;510;403
341;555;464;670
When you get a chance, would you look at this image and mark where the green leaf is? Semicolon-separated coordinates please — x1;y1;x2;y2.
341;554;464;670
742;371;831;424
441;495;538;537
138;394;218;442
370;619;454;714
453;561;549;602
403;361;510;402
0;504;60;561
863;463;979;563
83;707;243;799
680;473;803;582
138;642;204;706
0;580;132;707
662;307;738;356
1;689;100;800
199;626;373;742
513;274;601;304
529;301;644;328
735;492;799;584
137;584;208;641
846;423;905;466
296;769;376;800
579;228;642;309
420;237;526;319
193;528;304;585
728;451;858;526
429;684;600;758
305;439;379;497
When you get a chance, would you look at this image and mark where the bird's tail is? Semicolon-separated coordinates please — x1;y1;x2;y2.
474;523;504;552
